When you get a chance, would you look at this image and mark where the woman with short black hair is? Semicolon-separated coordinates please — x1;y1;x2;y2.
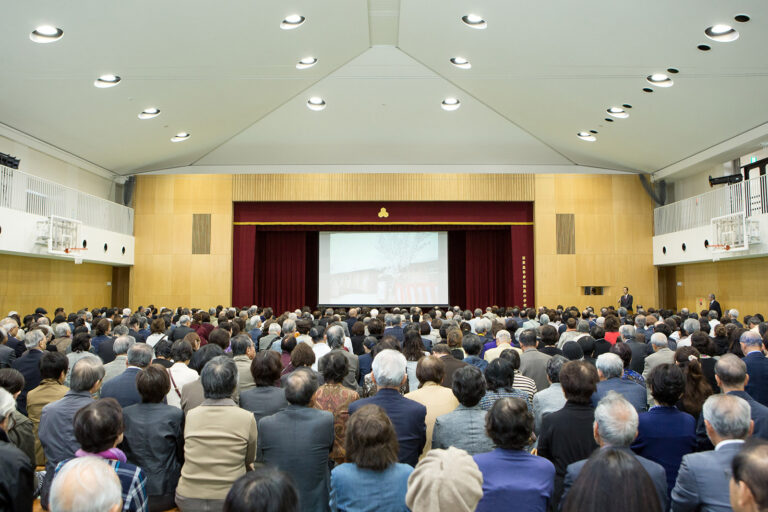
479;359;529;411
224;468;299;512
313;351;359;466
240;351;290;422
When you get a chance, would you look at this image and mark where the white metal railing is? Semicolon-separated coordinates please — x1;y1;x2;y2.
0;166;133;235
654;173;768;235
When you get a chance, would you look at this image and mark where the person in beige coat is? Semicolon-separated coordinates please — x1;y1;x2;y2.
404;356;459;457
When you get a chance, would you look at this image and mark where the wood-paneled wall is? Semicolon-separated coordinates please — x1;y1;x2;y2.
533;174;657;310
673;257;768;315
0;253;113;316
130;175;233;309
233;173;534;201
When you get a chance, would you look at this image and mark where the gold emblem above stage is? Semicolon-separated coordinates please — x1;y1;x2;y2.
378;207;389;218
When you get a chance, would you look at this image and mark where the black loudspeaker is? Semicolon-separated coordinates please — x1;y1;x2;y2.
122;176;136;206
584;286;604;296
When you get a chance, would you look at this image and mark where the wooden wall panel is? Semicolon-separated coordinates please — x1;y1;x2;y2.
534;174;656;310
0;253;113;316
232;173;534;202
556;214;575;254
192;214;211;254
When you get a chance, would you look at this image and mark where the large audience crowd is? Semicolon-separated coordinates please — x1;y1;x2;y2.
0;302;767;512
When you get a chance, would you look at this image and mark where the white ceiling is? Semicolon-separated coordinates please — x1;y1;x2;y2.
2;0;768;176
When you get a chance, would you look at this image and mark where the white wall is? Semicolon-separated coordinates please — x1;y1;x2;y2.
668;161;733;203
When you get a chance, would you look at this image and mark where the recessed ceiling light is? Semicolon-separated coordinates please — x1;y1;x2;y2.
577;132;597;142
461;14;486;29
441;98;461;111
307;97;326;111
171;132;190;142
705;24;739;42
94;74;121;88
607;107;629;119
138;108;160;120
646;73;674;87
450;57;471;69
30;25;63;43
734;14;750;23
296;57;318;69
281;15;305;30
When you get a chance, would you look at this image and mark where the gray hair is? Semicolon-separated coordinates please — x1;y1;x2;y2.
634;315;646;328
0;318;18;331
268;323;281;335
477;318;492;333
539;314;550;325
728;309;739;319
126;343;152;368
596;353;624;379
702;394;752;439
683;318;700;335
50;456;122;512
618;307;627;317
55;323;71;338
0;388;16;420
230;335;254;356
546;355;568;384
25;329;46;349
201;356;238;399
372;349;407;388
577;320;590;333
112;325;129;337
618;325;636;340
112;335;135;355
282;318;296;335
496;330;511;343
708;310;718;320
594;391;639;447
326;325;345;350
740;330;763;347
715;354;747;387
70;357;105;392
179;315;191;325
650;332;668;348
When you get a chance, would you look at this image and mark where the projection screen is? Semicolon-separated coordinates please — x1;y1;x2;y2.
318;231;449;305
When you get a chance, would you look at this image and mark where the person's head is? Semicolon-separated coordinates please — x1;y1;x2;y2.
0;368;24;398
208;328;231;350
540;325;558;346
562;341;584;361
451;365;486;407
188;343;225;375
70;357;105;393
24;328;46;350
730;440;768;512
519;329;537;348
593;391;639;447
461;333;483;357
596;352;624;380
740;330;763;354
283;368;318;406
55;322;72;339
372;349;407;389
230;335;255;357
73;398;124;453
702;394;753;444
95;318;111;336
40;351;69;382
136;364;171;403
345;404;399;471
446;327;464;349
201;356;238;399
320;351;348;385
169;340;193;364
562;447;661;512
290;342;316;368
325;325;344;350
110;335;134;356
484;358;515;392
648;363;685;406
223;468;298;512
650;332;668;350
126;343;152;369
559;360;599;404
406;447;483;512
251;351;283;387
485;397;533;450
545;355;567;385
50;456;123;512
415;355;445;387
715;354;749;391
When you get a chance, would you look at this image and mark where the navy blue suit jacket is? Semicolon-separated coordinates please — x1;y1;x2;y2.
357;354;372;386
11;349;44;416
348;388;426;466
591;377;647;413
385;326;405;344
100;367;142;408
744;351;768;407
7;337;25;359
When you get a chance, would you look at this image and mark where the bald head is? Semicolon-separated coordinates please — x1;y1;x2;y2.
50;456;122;512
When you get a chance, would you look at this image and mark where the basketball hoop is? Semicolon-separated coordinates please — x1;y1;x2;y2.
64;247;87;264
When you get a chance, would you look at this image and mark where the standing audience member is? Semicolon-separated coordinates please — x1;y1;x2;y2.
729;440;768;512
740;331;768;407
532;355;568;435
672;394;753;511
404;356;458;456
122;365;184;512
406;447;483;512
538;360;599;509
473;398;555;512
39;356;104;508
433;366;495;455
224;468;299;512
349;349;427;467
165;341;198;408
240;351;290;422
330;404;413;512
176;356;258;511
0;368;35;464
312;351;360;465
27;351;69;466
258;368;334;512
0;387;34;510
101;343;153;408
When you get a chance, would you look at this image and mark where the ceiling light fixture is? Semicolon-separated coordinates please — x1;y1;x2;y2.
281;15;305;30
646;73;674;87
450;57;471;69
296;57;318;69
138;108;160;120
441;98;461;111
607;107;629;119
461;14;486;29
307;97;326;111
30;25;63;43
94;74;121;88
705;24;739;42
577;132;597;142
171;132;190;142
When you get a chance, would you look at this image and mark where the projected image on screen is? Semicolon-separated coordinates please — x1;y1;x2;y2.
318;232;449;305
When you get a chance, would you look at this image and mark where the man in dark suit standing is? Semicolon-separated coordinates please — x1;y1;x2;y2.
619;287;633;312
258;368;334;512
11;329;47;415
741;331;768;407
563;392;667;509
708;293;722;319
100;344;153;408
348;349;426;466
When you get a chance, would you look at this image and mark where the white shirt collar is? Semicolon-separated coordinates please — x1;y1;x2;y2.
715;439;745;451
